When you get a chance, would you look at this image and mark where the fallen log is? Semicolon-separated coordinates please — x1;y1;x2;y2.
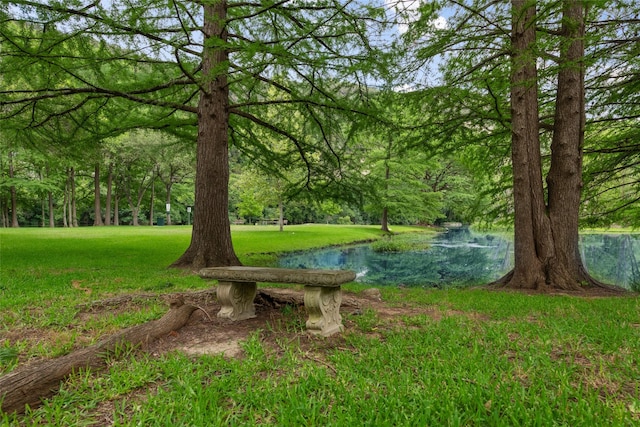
0;297;197;414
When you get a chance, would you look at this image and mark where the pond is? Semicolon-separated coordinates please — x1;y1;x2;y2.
278;229;640;290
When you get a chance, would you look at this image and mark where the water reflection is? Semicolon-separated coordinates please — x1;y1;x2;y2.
581;234;640;290
278;230;640;289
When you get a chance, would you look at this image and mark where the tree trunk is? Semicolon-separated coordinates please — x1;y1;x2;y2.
381;207;390;233
171;0;240;269
64;167;73;227
41;196;45;227
381;163;391;233
278;197;284;232
497;0;614;292
0;299;197;415
48;190;54;228
132;207;139;226
62;177;69;228
8;152;19;228
500;0;550;289
545;0;591;289
149;179;155;226
70;167;78;227
93;164;103;226
114;191;120;226
105;163;113;226
1;199;7;228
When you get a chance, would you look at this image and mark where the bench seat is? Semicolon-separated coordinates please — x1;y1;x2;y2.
199;266;356;337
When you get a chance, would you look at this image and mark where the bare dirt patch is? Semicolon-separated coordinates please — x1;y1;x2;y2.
134;287;447;359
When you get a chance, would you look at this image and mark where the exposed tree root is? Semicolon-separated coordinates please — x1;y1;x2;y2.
489;269;631;295
0;298;197;415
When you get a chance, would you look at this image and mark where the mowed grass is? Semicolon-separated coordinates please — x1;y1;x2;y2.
0;224;402;310
1;225;640;426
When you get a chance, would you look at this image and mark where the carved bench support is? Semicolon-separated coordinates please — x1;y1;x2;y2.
216;281;257;321
304;285;344;337
199;266;355;336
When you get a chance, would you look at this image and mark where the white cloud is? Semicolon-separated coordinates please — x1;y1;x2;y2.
386;0;447;34
431;16;448;30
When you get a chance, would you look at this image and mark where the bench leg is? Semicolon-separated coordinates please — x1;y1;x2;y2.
216;281;257;321
304;285;343;337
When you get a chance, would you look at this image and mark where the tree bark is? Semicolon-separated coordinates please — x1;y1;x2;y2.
114;189;120;226
70;167;78;227
545;0;590;289
48;190;54;227
62;175;68;228
381;162;391;233
93;164;103;226
171;0;241;269
149;177;155;225
105;163;113;226
8;152;19;228
381;207;390;233
501;0;550;289
0;300;197;415
497;0;617;292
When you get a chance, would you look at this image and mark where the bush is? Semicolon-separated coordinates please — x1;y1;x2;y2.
336;215;353;225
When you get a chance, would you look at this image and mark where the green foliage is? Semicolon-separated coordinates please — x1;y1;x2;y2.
399;1;640;228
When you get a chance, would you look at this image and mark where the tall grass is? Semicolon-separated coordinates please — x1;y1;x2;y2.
1;225;639;426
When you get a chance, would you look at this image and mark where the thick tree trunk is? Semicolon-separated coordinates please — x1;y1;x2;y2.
498;1;616;292
93;164;103;226
502;0;550;289
545;0;591;288
171;0;240;269
0;300;197;415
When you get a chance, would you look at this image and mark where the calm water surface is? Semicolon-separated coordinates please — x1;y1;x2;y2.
278;229;640;289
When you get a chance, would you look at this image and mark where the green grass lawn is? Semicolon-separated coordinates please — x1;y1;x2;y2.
1;225;639;426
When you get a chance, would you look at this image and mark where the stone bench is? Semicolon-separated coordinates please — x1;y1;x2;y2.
198;266;356;337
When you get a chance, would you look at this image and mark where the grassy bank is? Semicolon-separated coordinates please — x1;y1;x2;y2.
1;226;639;425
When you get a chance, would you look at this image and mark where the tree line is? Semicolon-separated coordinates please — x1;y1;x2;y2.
1;127;479;228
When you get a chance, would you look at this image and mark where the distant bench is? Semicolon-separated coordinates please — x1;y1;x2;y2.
198;266;356;337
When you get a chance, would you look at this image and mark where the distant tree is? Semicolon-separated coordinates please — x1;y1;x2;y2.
108;131;161;226
357;91;443;231
155;138;195;226
364;140;442;231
